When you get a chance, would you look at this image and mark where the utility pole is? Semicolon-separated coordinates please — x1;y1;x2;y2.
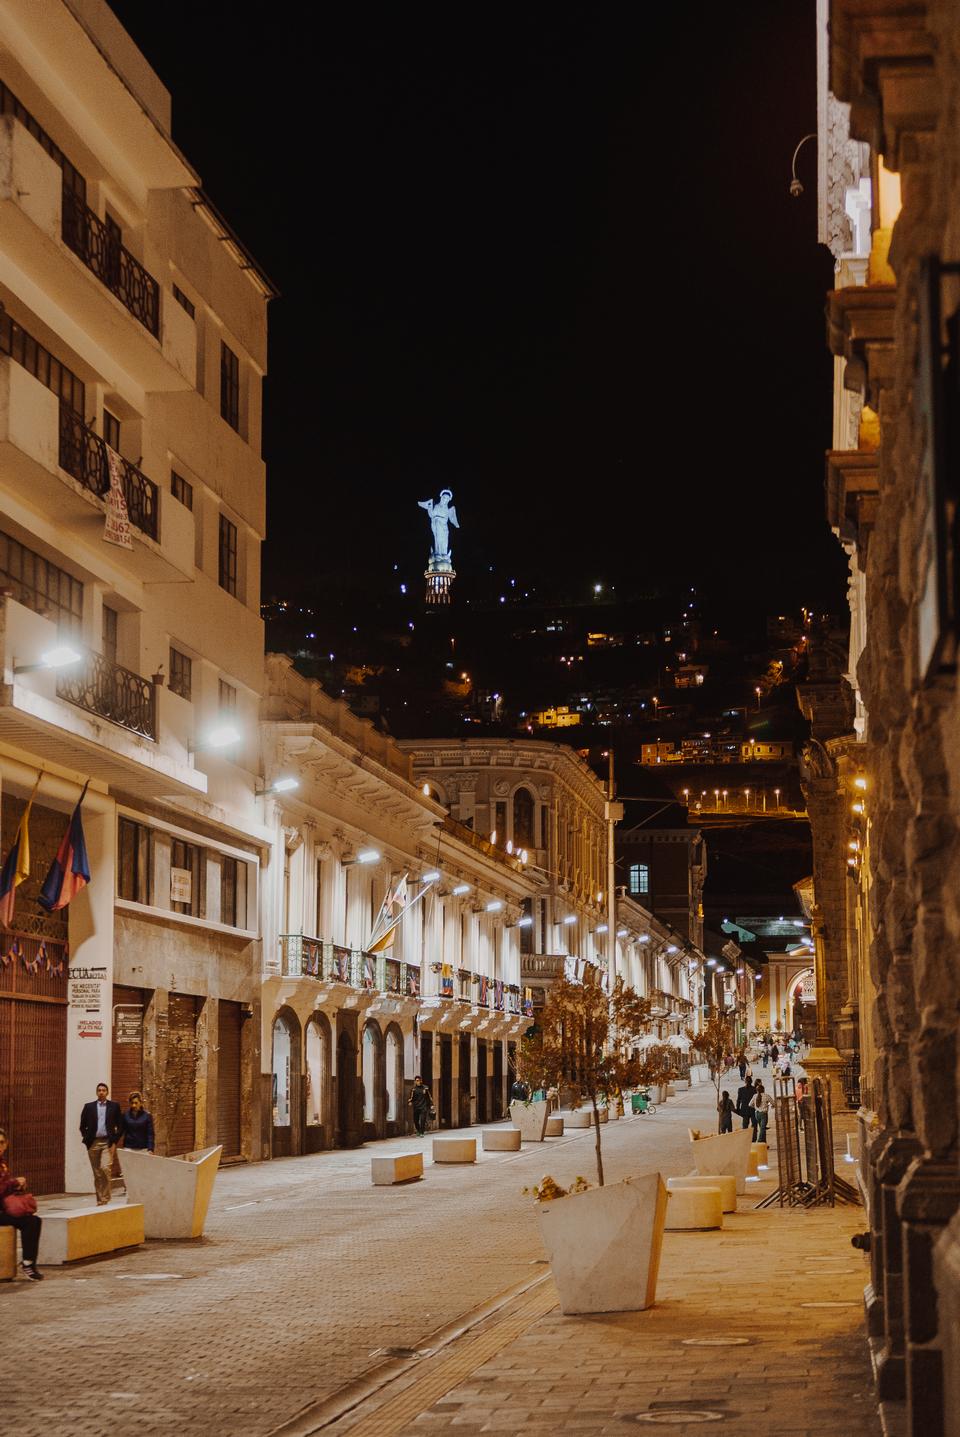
605;748;623;987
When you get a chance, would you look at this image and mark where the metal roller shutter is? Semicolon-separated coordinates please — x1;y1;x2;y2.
164;993;199;1156
217;999;242;1157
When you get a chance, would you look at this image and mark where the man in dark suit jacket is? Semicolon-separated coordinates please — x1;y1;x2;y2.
79;1083;124;1205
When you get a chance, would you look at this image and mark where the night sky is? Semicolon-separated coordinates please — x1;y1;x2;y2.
108;3;843;613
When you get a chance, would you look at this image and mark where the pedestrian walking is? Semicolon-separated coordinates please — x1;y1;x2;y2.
718;1090;735;1133
735;1075;756;1130
750;1081;773;1142
0;1126;42;1280
771;1043;779;1064
79;1082;123;1205
762;1044;769;1068
120;1091;155;1152
737;1053;748;1082
409;1075;434;1136
777;1051;792;1079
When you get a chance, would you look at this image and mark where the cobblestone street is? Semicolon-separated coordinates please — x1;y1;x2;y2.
2;1081;878;1437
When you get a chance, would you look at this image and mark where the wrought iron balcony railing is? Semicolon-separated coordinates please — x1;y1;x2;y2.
56;651;156;740
278;936;421;996
59;404;159;541
61;189;160;336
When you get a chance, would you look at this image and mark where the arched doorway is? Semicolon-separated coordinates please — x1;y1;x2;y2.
272;1007;302;1158
362;1020;384;1137
304;1012;331;1152
788;969;816;1040
385;1025;403;1133
336;1017;360;1147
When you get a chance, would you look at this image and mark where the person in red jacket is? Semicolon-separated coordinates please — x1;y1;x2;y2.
0;1126;42;1280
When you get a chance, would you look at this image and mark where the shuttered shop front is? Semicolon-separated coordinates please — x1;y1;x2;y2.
111;985;145;1107
164;993;199;1156
217;999;242;1157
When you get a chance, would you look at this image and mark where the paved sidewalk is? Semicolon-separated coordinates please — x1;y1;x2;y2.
0;1076;877;1437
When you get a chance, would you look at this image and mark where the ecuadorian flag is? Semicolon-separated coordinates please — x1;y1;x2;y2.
38;782;90;913
0;784;36;928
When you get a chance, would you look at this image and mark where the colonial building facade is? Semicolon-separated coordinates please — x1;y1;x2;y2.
813;4;960;1433
0;1;273;1191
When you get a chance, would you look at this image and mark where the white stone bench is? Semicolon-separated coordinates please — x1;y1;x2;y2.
668;1174;737;1213
751;1141;769;1169
689;1126;752;1194
664;1185;723;1230
563;1110;593;1129
37;1202;144;1265
0;1224;15;1279
432;1136;476;1164
545;1115;564;1137
371;1151;424;1185
482;1128;522;1152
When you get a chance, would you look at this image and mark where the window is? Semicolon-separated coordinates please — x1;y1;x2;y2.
172;283;195;319
513;788;535;848
220;341;239;430
170;838;201;917
171;471;193;510
0;310;85;414
102;605;118;665
218;679;237;711
169;647;192;701
628;863;649;896
218;514;238;596
220;855;248;928
103;409;120;451
118;817;151;904
0;79;86;204
0;529;82;632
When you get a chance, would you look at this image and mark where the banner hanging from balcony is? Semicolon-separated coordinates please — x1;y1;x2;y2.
494;979;504;1010
478;974;489;1007
523;986;534;1017
440;962;454;998
104;447;134;550
38;781;91;913
0;774;40;928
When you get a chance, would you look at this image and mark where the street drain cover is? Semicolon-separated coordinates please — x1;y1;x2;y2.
681;1336;752;1347
621;1412;727;1425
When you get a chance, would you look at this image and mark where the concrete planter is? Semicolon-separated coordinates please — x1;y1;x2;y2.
689;1127;752;1194
536;1172;668;1315
509;1099;549;1142
563;1109;593;1129
119;1144;222;1239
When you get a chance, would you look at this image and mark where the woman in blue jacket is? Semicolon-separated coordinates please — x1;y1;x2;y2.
121;1091;155;1152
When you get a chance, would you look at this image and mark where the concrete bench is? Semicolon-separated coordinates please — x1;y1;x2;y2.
0;1224;15;1279
545;1115;564;1137
664;1184;723;1231
751;1141;769;1169
604;1107;620;1121
563;1110;593;1129
36;1202;144;1265
432;1137;476;1164
747;1148;760;1178
371;1151;424;1185
482;1128;522;1152
598;1107;609;1124
668;1174;737;1213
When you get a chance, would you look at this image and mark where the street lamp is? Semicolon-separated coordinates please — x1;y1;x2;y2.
774;787;781;810
14;644;84;674
755;687;761;709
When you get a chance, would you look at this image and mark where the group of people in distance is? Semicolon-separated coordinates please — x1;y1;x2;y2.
0;1082;154;1283
717;1038;807;1141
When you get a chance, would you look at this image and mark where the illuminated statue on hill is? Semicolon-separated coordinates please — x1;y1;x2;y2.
418;489;459;605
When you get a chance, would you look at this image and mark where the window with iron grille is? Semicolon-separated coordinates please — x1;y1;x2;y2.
170;837;202;917
118;817;152;905
168;646;192;701
103;409;120;451
0;529;83;632
171;471;193;510
172;283;195;319
218;514;237;596
0;309;85;414
218;678;237;711
220;341;239;431
220;855;247;928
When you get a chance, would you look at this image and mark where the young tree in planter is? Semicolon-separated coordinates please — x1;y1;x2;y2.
635;1042;673;1094
518;974;652;1187
686;1011;735;1132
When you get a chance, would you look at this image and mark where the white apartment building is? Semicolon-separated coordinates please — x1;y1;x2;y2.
0;1;273;1191
260;657;533;1157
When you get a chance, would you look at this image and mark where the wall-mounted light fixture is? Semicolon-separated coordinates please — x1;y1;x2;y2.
14;644;83;675
190;721;242;754
343;847;380;867
256;776;300;796
486;900;503;913
452;883;471;896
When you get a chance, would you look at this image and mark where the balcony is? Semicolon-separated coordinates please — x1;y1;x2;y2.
61;189;159;336
59;404;159;541
277;936;421;996
56;651;156;741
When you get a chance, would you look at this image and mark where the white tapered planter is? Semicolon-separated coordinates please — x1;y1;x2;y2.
509;1099;549;1142
537;1172;668;1315
119;1144;222;1239
689;1127;752;1194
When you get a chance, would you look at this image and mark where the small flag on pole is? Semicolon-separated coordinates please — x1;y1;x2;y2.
368;874;408;954
0;776;40;928
38;782;91;913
